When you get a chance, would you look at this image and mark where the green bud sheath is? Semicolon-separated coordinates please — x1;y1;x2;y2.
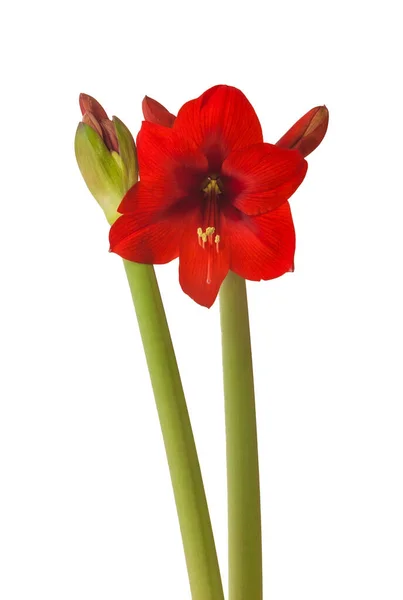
113;116;138;192
75;122;125;224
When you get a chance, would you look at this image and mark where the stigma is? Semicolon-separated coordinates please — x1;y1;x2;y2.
202;176;223;195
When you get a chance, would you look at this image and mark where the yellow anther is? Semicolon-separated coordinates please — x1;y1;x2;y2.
197;227;221;252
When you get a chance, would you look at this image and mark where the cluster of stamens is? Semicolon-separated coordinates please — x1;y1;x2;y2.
197;227;220;250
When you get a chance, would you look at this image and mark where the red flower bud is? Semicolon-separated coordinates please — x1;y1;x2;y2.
276;106;329;158
142;95;176;127
79;94;119;152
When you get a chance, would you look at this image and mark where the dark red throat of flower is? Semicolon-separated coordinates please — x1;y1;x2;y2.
198;176;223;284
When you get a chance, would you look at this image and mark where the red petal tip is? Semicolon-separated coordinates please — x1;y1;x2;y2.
79;93;109;120
142;95;176;127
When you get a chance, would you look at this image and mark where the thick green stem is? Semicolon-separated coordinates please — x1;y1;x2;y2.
123;260;224;600
219;271;262;600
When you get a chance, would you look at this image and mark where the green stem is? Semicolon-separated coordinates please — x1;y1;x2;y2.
123;260;224;600
219;271;262;600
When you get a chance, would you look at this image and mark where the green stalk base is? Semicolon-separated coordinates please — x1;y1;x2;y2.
123;260;224;600
220;271;262;600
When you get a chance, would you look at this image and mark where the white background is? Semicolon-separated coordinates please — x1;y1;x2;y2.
1;0;402;598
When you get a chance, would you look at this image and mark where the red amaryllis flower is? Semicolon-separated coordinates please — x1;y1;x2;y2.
110;85;310;308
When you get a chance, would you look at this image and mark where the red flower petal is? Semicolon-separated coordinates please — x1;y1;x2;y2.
225;203;295;280
135;121;208;196
142;96;176;128
276;106;329;157
179;210;230;308
118;180;175;216
223;143;307;215
173;85;263;164
109;211;182;264
118;181;162;216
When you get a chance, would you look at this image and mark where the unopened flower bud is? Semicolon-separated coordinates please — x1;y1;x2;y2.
276;106;329;158
75;94;138;224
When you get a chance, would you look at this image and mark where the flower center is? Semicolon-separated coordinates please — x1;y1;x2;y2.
196;176;223;284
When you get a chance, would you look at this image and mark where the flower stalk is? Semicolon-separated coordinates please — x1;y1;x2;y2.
219;271;262;600
123;260;224;600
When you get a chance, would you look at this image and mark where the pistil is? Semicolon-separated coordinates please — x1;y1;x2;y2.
196;176;223;283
